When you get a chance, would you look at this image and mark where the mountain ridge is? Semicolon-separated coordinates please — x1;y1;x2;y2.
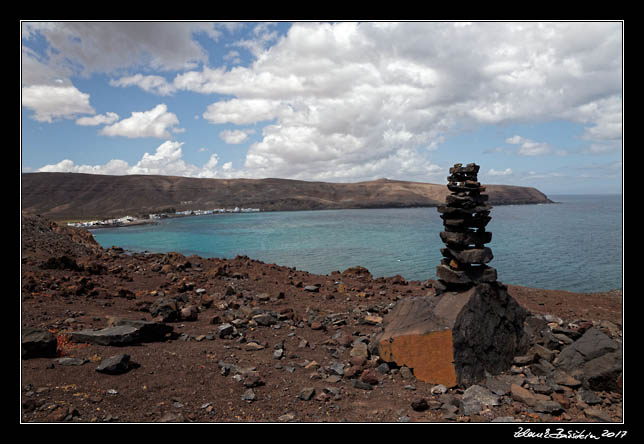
21;172;553;221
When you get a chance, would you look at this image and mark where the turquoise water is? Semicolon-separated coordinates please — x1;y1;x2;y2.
91;194;622;293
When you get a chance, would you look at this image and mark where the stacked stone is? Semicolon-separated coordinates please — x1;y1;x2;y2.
435;163;496;294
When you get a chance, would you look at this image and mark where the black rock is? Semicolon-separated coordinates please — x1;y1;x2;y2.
149;297;179;322
440;230;492;247
22;327;58;359
411;398;429;411
96;354;131;375
70;325;140;346
435;264;497;285
555;328;619;370
452;282;529;385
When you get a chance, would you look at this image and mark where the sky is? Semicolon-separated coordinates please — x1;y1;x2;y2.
21;21;623;195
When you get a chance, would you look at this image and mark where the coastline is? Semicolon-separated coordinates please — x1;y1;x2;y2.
75;198;557;230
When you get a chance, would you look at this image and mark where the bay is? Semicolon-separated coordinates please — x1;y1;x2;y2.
91;194;622;293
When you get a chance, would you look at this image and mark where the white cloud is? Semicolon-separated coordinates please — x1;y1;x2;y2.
167;22;620;180
506;135;553;156
22;84;94;122
109;74;175;96
100;104;180;139
203;99;288;125
488;167;513;176
37;140;238;179
505;135;525;145
75;112;119;126
219;129;253;144
28;22;622;182
39;158;131;175
518;141;552;157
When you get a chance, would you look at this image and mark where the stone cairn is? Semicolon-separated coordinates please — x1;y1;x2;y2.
375;162;528;387
434;162;496;295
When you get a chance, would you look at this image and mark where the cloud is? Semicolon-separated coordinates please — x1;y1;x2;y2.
169;22;621;180
109;74;175;96
23;22;222;75
28;22;622;182
75;112;119;126
100;104;180;139
219;129;253;144
38;140;237;179
22;84;95;122
488;167;513;176
203;99;288;125
506;135;553;156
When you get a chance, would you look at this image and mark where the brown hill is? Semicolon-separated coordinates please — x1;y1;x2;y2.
21;172;553;221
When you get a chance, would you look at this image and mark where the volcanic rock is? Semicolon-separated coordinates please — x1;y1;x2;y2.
96;354;131;375
375;282;527;387
70;325;140;346
22;328;58;359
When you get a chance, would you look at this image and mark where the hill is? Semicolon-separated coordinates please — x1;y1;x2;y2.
21;172;553;221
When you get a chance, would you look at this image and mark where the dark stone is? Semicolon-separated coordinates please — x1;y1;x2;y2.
451;282;528;386
57;357;87;366
411;398;429;411
450;163;480;175
440;230;492;247
352;379;374;390
437;205;491;217
217;323;234;338
442;247;493;265
555;328;619;371
149;297;179;322
299;387;316;400
22;328;58;359
442;214;491;229
582;351;622;392
435;264;497;285
533;400;564;414
113;319;174;342
40;255;81;271
96;354;131;374
446;193;489;207
70;325;140;346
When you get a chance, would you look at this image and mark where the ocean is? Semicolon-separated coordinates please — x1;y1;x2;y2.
91;194;622;293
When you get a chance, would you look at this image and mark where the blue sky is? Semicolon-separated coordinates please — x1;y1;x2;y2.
21;21;622;195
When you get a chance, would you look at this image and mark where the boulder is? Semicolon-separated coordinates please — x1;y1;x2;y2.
555;328;619;370
22;327;58;359
149;297;179;322
96;354;131;375
375;282;527;387
112;319;174;342
70;325;140;346
582;351;623;392
554;327;622;391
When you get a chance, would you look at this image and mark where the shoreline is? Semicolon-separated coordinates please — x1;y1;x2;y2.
54;199;562;228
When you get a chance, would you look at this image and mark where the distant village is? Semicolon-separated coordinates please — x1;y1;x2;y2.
66;207;261;228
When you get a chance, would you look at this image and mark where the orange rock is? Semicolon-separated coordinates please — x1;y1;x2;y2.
378;329;457;387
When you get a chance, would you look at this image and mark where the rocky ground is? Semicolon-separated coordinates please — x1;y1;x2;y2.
21;212;623;423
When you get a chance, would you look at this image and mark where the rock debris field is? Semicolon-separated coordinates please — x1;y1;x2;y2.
21;211;622;423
